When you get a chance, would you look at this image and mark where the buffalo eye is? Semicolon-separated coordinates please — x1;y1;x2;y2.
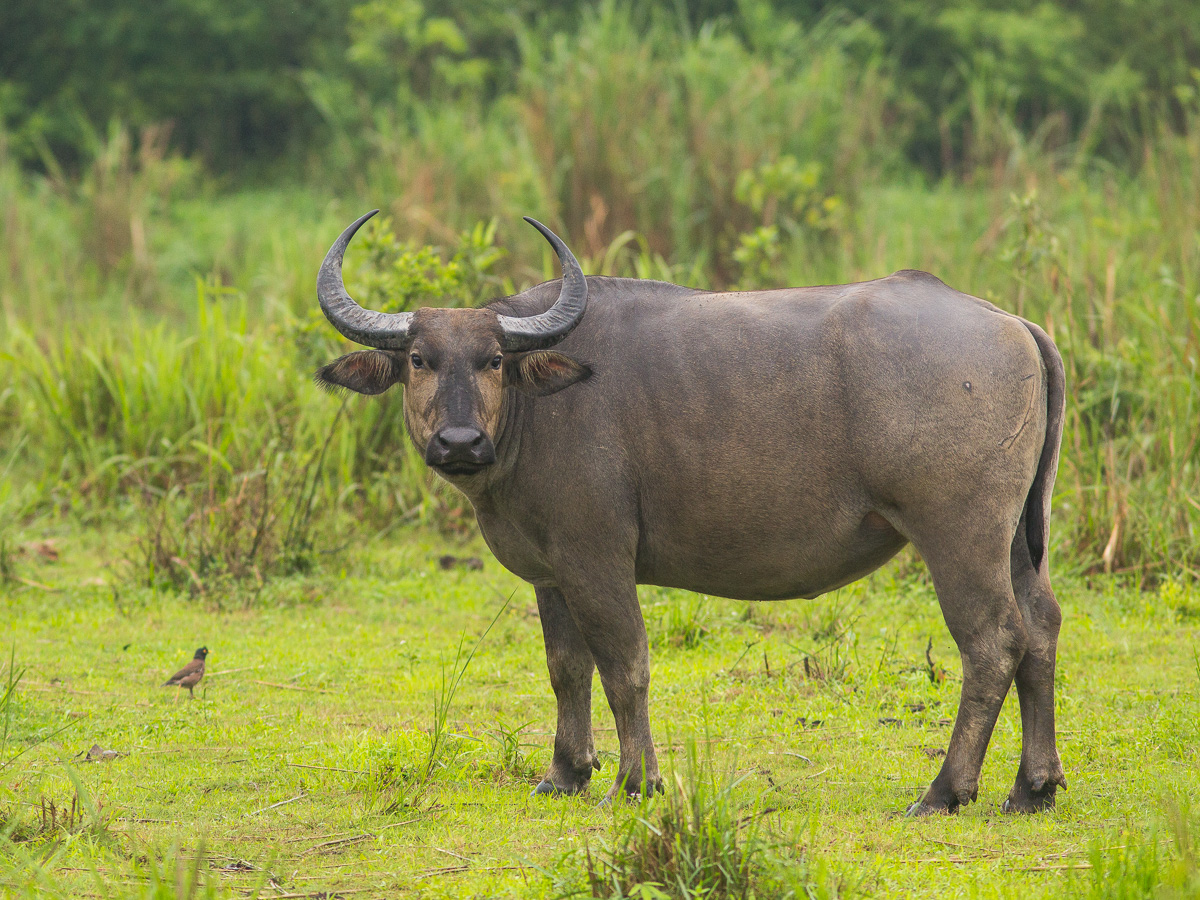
490;354;503;370
410;352;424;369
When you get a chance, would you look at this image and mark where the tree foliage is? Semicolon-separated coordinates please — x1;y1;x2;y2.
0;0;355;168
1;0;1197;174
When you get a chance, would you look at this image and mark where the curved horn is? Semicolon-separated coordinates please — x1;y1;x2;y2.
316;209;413;349
497;217;589;352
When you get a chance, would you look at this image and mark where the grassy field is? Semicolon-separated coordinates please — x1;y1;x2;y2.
1;528;1197;898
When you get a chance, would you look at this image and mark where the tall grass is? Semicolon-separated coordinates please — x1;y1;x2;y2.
568;738;850;900
1000;117;1200;576
0;204;478;593
358;2;896;281
1;7;1198;582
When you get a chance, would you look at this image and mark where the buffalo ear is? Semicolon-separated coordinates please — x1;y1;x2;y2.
314;350;405;395
505;351;591;397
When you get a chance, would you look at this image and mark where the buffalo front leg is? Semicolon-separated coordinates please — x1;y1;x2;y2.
533;586;601;795
557;573;661;801
909;543;1028;815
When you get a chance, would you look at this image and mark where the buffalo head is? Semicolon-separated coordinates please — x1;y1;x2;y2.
313;211;591;476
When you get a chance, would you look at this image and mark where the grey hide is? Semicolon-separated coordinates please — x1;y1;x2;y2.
315;228;1067;816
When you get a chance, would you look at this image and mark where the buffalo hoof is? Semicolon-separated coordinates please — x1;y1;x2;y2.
905;783;975;817
532;757;600;797
531;778;588;797
1003;771;1065;814
600;777;664;806
1002;795;1052;814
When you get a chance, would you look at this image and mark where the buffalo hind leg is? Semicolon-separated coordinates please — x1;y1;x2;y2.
909;536;1028;815
1004;527;1066;812
557;572;662;801
533;586;602;795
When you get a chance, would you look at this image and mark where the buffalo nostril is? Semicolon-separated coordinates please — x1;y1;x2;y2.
438;426;485;449
427;426;495;468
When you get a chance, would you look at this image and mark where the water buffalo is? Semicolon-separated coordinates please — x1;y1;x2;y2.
314;210;1067;814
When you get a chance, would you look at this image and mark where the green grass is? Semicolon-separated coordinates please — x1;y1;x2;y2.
0;528;1196;898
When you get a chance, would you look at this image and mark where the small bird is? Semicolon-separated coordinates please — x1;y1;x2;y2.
163;647;209;700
